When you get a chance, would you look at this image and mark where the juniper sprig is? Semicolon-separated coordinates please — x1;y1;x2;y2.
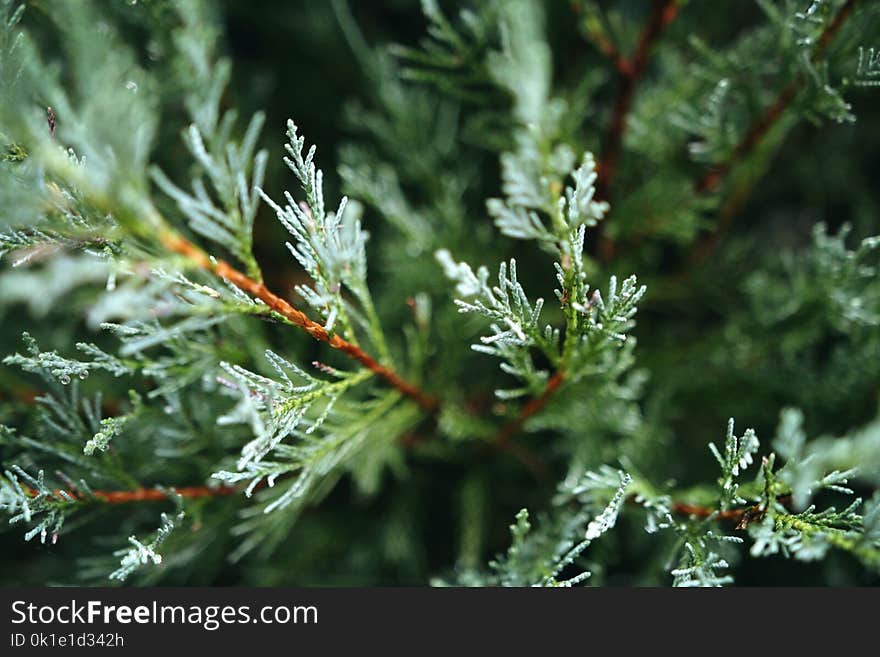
0;0;878;586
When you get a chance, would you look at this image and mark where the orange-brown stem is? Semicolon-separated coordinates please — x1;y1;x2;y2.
595;0;679;261
30;482;779;528
494;370;565;449
495;439;552;482
595;36;633;77
687;0;857;261
580;9;631;77
683;175;756;271
570;0;625;73
601;0;856;265
695;81;800;195
27;484;238;504
670;500;758;526
0;388;40;405
159;232;438;412
668;496;792;530
597;0;679;198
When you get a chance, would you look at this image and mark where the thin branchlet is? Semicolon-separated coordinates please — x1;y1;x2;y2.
159;231;438;412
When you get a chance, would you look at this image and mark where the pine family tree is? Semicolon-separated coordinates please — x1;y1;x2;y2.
1;0;879;586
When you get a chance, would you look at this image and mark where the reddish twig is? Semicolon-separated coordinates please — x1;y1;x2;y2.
597;1;679;192
571;0;630;75
694;82;800;195
670;500;763;530
684;175;756;270
574;0;631;77
669;495;792;530
497;440;551;482
600;0;856;265
22;423;550;503
686;0;858;262
815;0;858;59
495;371;565;448
160;231;438;412
474;370;565;482
26;484;239;504
595;0;679;261
0;387;40;405
593;33;632;77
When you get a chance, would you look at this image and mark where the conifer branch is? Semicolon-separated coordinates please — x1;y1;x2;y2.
682;176;756;271
0;386;39;405
2;0;877;587
592;34;631;77
688;0;858;260
480;371;561;481
25;484;238;504
606;0;858;265
595;0;679;260
669;500;766;530
495;440;551;481
494;370;565;448
574;1;630;76
158;231;439;412
21;441;550;503
667;495;793;531
693;82;799;195
596;0;679;199
479;265;644;459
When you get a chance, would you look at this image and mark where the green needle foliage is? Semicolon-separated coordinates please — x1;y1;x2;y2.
0;0;878;586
